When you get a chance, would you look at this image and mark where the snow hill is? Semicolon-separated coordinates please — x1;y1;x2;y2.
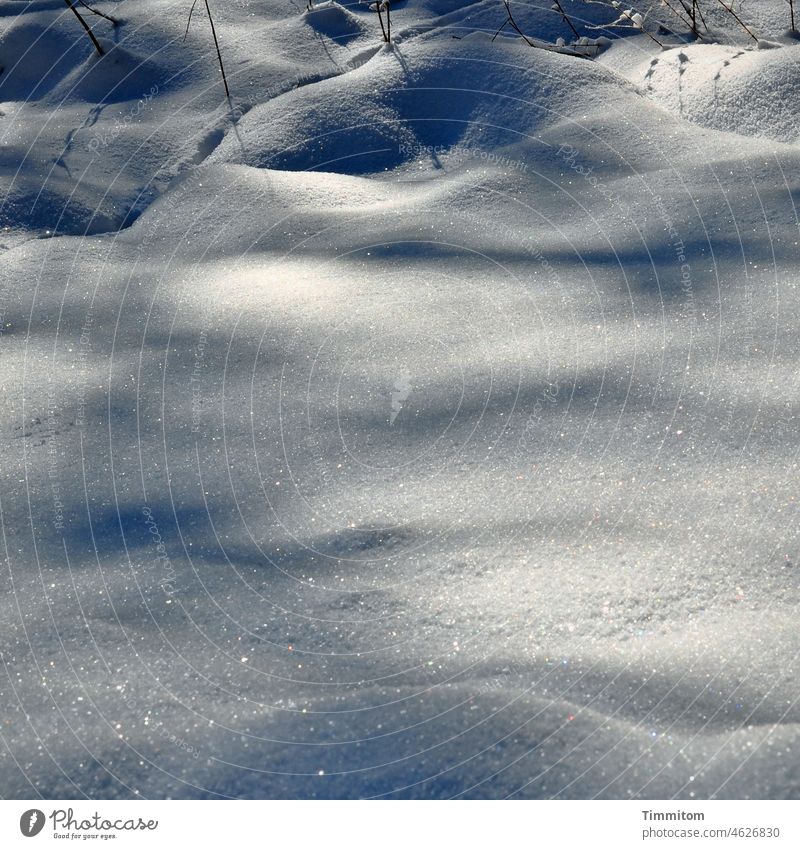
1;0;800;799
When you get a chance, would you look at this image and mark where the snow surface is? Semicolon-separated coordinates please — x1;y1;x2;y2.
1;0;800;799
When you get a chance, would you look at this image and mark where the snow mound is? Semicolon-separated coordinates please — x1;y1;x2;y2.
46;41;165;105
208;33;638;175
0;176;123;234
0;20;90;101
302;1;366;45
638;42;800;144
6;0;800;801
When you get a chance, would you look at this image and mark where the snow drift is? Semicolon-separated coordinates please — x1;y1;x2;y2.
1;0;800;801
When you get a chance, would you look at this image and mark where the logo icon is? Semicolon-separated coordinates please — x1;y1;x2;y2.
20;809;45;837
390;371;411;425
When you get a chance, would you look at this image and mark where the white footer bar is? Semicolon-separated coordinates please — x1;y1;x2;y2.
2;800;797;848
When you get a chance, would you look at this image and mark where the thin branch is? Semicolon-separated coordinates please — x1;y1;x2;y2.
77;0;118;25
204;0;230;97
503;0;536;47
623;7;663;45
183;0;200;41
375;1;388;42
494;0;590;55
664;0;704;37
672;0;698;35
714;0;758;41
63;0;105;56
491;17;510;41
585;3;663;47
552;0;581;38
184;0;230;98
678;0;710;33
695;0;710;31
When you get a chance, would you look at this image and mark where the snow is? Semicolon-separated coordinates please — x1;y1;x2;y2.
631;42;800;143
1;0;800;799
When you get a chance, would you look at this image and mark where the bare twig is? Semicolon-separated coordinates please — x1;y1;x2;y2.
664;0;705;37
552;0;581;38
586;3;663;46
676;0;710;33
491;16;510;40
77;0;118;25
670;0;696;32
621;7;663;45
184;0;200;41
714;0;758;41
502;0;536;47
694;0;710;31
374;1;388;41
493;0;591;56
374;1;391;42
63;0;105;56
185;0;231;98
204;0;230;96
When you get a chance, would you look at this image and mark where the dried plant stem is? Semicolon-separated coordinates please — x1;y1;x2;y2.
185;0;231;98
690;0;711;34
204;0;230;97
502;1;536;47
552;0;580;38
77;0;118;25
63;0;105;56
617;6;663;46
715;0;758;41
375;2;390;42
666;0;704;37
